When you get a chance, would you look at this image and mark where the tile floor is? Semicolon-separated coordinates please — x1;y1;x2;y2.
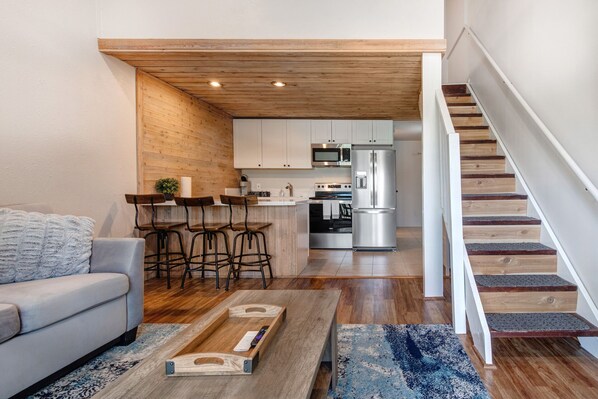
300;227;423;277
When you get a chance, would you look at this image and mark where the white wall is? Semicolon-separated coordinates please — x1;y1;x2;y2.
445;0;598;303
395;141;422;227
97;0;444;39
0;0;137;237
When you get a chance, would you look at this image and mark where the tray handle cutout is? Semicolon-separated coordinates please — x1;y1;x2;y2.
229;304;284;318
195;357;225;366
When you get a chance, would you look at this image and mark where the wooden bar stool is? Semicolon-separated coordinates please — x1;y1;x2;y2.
220;195;273;290
174;196;231;289
125;194;188;289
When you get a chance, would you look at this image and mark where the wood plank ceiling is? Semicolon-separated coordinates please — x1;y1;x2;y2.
98;39;446;120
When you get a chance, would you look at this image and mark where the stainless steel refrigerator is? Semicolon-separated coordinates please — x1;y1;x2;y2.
351;148;397;250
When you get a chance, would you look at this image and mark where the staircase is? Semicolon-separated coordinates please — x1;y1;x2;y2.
443;84;598;339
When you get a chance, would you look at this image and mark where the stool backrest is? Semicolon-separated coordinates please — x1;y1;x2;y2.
124;194;166;230
174;196;215;230
220;195;257;231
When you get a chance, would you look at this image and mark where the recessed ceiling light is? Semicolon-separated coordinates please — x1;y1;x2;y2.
271;81;286;87
208;81;223;88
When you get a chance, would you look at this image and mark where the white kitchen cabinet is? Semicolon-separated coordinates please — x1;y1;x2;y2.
286;120;312;168
311;120;332;144
233;119;262;168
373;120;394;144
261;120;287;168
331;120;352;143
351;120;373;144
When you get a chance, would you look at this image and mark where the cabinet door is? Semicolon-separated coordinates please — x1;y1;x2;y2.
331;120;352;143
351;120;373;144
311;120;332;143
233;119;262;168
286;120;312;169
261;119;287;168
373;120;394;145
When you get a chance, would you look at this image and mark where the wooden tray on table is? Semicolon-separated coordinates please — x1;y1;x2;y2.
165;304;286;376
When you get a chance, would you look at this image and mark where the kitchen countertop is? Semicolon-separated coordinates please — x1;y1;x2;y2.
151;198;308;207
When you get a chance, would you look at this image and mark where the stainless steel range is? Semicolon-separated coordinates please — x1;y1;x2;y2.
308;183;352;249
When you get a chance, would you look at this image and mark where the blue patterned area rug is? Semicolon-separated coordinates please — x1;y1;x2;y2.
330;324;489;399
29;323;489;399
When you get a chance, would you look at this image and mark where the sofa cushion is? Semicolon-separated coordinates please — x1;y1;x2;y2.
0;304;19;343
0;208;95;284
0;273;128;334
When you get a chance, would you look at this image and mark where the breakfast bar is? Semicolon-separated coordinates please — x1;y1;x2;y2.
139;198;309;278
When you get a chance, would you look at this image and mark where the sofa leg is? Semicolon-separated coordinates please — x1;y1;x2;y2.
118;327;138;346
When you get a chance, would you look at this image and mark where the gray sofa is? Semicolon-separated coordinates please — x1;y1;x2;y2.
0;207;145;398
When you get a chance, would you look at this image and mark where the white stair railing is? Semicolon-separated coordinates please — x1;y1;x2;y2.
436;89;493;364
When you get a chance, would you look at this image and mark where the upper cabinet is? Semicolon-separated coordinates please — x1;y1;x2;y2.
233;118;394;169
352;120;393;145
373;120;394;145
234;119;311;169
233;119;262;169
310;120;332;144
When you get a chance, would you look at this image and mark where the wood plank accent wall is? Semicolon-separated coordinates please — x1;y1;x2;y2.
136;71;240;195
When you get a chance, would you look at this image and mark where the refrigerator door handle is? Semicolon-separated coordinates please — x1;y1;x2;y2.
373;152;377;208
369;151;374;207
353;208;395;214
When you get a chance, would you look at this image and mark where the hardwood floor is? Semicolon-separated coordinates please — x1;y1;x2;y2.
144;277;598;398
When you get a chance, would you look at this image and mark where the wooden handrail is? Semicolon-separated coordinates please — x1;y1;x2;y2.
446;25;598;203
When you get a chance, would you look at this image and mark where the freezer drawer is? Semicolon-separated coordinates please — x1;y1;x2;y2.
352;209;397;250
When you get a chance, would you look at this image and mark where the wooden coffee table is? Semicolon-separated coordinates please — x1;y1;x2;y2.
96;290;340;399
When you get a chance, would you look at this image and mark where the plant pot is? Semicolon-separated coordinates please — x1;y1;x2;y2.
164;193;174;201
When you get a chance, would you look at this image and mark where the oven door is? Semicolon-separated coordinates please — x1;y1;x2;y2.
309;201;352;249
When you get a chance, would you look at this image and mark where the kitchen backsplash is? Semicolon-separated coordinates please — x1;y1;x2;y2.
241;168;352;198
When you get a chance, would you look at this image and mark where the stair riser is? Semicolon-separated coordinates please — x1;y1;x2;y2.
449;105;479;114
462;199;528;216
460;143;497;156
445;95;473;103
452;116;486;126
462;177;516;194
464;225;541;243
470;254;557;275
480;291;577;313
457;129;491;141
461;158;505;174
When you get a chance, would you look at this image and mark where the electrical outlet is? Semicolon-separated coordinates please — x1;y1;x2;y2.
256;183;262;190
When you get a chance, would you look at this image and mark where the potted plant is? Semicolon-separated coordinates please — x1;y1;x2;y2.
155;177;179;200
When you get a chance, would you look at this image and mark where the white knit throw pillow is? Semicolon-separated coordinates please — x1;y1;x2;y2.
0;208;95;284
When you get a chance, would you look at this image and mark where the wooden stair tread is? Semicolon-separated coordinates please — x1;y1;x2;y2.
462;193;527;200
447;102;477;107
475;274;576;292
461;139;496;144
463;216;540;225
461;155;505;160
451;113;483;117
466;242;556;255
462;173;515;179
442;84;468;95
486;313;598;338
453;125;489;130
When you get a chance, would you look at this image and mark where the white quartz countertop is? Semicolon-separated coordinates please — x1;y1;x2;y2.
151;198;308;207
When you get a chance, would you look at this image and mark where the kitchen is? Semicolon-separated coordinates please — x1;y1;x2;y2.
105;40;426;280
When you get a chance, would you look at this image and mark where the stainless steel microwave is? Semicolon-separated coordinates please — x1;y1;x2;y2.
311;144;351;167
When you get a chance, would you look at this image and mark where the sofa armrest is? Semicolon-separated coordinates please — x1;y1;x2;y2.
90;238;145;331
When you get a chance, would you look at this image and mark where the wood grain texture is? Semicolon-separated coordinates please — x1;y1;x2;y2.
460;142;498;156
463;225;541;243
136;71;240;196
461;157;506;174
461;176;516;194
99;39;447;119
143;277;598;399
96;290;340;399
480;291;577;313
462;199;528;216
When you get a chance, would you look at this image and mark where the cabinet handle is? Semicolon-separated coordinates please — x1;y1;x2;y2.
328;140;331;142
374;140;376;142
258;164;261;167
369;140;372;142
332;140;335;142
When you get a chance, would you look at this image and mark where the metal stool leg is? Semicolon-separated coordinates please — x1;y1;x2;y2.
226;233;241;291
181;232;200;289
254;232;267;289
258;231;273;279
213;233;220;289
164;233;171;289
